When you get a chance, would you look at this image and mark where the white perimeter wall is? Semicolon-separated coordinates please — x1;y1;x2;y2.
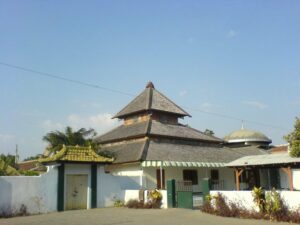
97;164;167;208
0;166;58;214
211;190;300;211
97;164;143;207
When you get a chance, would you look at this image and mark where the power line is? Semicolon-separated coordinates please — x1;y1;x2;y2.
0;61;288;131
182;106;288;131
0;61;135;97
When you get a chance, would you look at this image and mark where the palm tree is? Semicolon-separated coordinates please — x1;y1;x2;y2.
43;126;97;154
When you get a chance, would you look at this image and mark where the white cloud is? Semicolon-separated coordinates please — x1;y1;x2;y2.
42;113;120;135
242;100;268;109
227;29;238;38
179;90;187;97
42;120;64;131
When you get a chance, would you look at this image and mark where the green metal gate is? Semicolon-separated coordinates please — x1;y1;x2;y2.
176;180;193;209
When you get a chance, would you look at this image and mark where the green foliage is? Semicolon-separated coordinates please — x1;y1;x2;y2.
204;129;215;136
0;154;16;168
113;200;124;207
19;170;39;176
284;117;300;157
265;188;289;221
201;189;300;223
0;159;19;176
43;126;97;153
252;186;265;213
149;189;162;200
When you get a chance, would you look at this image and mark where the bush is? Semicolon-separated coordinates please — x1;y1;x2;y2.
0;204;28;218
126;200;144;209
113;200;124;207
201;189;300;224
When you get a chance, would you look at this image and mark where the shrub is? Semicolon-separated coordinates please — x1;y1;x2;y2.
126;200;144;209
252;186;265;213
265;189;289;221
0;204;28;218
113;200;124;207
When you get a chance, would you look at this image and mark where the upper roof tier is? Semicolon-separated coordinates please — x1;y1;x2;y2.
112;82;191;119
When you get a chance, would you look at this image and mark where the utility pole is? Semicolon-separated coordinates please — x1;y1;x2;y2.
15;144;19;164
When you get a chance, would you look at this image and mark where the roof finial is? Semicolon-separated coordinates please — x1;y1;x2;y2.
241;120;244;130
146;81;155;89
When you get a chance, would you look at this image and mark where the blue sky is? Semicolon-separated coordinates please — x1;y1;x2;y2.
0;1;300;159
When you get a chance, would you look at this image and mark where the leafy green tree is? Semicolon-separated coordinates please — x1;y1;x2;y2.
43;126;97;153
204;129;215;136
0;154;16;168
284;117;300;157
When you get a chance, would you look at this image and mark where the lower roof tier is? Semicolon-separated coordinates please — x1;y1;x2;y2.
98;139;267;164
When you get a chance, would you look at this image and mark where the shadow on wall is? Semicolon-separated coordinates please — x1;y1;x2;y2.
0;177;12;214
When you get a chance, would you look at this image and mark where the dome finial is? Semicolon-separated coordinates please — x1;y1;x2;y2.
146;81;155;89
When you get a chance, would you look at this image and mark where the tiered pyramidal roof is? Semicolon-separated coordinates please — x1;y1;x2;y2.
113;81;191;119
94;82;228;164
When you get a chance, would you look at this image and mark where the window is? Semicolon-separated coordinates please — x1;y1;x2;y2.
211;170;219;181
183;170;198;185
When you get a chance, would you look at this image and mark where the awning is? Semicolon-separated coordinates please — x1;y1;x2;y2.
141;160;225;168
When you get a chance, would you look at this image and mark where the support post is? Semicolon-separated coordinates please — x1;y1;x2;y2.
57;163;65;211
91;164;97;208
235;168;244;191
160;161;163;189
202;178;211;202
280;167;293;191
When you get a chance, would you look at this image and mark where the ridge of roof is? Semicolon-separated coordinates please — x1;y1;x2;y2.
112;82;191;118
39;145;114;163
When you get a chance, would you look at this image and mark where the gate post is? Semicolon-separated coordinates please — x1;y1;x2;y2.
202;178;211;202
57;163;65;211
167;179;176;208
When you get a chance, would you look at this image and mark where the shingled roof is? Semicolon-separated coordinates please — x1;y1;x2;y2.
99;140;267;164
112;82;191;118
40;145;113;164
94;120;223;144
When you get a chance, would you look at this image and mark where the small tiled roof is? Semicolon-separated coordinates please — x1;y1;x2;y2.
98;140;266;164
94;120;223;144
40;145;113;164
112;82;191;118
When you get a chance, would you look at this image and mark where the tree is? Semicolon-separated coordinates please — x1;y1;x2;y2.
0;154;16;168
204;129;215;136
284;117;300;157
42;126;97;153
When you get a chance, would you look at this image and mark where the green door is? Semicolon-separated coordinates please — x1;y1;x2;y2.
177;191;193;209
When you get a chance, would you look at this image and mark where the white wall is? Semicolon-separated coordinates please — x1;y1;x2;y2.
97;165;167;208
211;190;300;211
0;166;58;214
293;169;300;190
97;165;143;207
